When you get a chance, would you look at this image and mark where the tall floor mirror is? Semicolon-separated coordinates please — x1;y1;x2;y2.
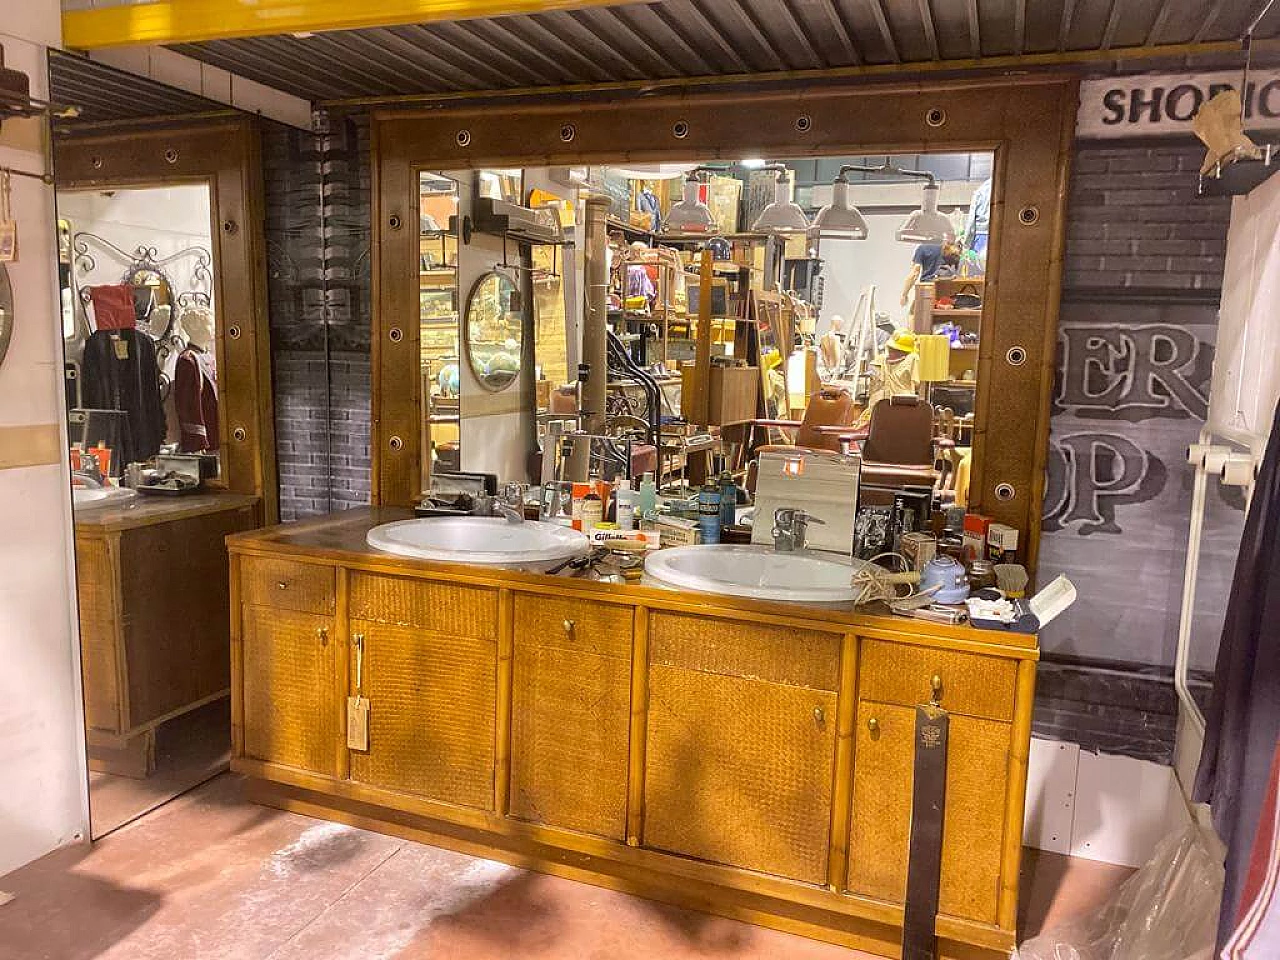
49;53;277;837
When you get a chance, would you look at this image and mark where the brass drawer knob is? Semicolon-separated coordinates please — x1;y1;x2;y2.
813;707;825;727
276;580;288;590
867;717;879;735
563;619;575;636
931;674;943;703
317;627;328;646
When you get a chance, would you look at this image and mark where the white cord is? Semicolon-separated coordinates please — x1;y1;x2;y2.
851;552;921;606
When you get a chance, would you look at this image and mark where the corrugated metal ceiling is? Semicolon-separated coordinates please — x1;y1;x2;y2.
49;50;225;123
164;0;1280;104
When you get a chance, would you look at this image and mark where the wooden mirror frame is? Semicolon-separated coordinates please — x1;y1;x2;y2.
54;115;278;522
372;76;1077;572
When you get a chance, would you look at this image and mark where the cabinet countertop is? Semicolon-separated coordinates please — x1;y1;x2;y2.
75;490;260;533
229;508;1038;657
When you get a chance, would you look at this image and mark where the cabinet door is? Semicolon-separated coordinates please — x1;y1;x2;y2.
241;605;341;777
848;701;1011;924
644;663;838;884
349;619;497;810
509;596;632;840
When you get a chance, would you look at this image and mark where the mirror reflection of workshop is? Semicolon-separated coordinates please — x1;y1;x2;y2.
414;156;993;560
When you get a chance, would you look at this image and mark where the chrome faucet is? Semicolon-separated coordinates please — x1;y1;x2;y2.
497;483;527;524
772;507;823;552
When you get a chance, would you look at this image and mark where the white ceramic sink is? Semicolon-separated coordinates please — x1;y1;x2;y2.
366;517;590;570
72;486;137;511
644;544;867;604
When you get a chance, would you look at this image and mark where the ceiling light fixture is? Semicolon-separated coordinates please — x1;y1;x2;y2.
813;161;956;244
751;163;809;234
810;167;871;241
660;167;719;234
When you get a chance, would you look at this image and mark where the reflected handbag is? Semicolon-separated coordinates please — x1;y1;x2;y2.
952;284;982;310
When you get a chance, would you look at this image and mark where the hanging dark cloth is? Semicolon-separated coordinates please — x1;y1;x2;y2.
80;329;165;469
173;347;219;453
1194;398;1280;950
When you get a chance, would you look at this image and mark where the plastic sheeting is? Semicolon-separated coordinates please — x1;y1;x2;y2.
1014;828;1224;960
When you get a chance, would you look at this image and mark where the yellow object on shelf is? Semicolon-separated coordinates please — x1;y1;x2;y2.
916;334;952;382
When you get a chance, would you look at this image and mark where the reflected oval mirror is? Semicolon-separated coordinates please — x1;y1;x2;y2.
464;271;523;392
0;263;12;368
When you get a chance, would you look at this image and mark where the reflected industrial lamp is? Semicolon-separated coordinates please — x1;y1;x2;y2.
661;167;718;234
751;163;810;234
813;161;956;244
810;167;871;241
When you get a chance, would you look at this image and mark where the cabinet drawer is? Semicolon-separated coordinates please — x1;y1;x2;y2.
650;612;839;691
350;573;497;640
858;640;1017;721
242;557;335;615
514;594;633;660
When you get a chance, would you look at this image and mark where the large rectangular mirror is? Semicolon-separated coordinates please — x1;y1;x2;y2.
405;154;993;522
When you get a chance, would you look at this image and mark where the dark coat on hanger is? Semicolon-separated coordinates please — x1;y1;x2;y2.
1195;399;1280;950
173;347;219;453
80;329;165;468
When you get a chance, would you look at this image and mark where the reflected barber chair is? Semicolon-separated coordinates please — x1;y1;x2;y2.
746;386;858;493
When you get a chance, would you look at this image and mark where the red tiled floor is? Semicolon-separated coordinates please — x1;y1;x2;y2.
0;773;1132;960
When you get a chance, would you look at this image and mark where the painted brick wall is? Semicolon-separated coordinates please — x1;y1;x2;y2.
1036;138;1234;763
263;115;372;521
1063;142;1231;293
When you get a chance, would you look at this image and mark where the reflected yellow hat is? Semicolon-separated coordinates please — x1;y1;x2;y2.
888;330;917;353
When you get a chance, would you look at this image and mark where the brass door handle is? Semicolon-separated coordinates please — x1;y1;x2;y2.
867;716;879;735
931;674;943;703
563;619;576;636
317;626;328;646
813;706;825;727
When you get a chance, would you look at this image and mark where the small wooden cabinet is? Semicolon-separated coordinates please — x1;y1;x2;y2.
75;492;259;776
228;510;1037;960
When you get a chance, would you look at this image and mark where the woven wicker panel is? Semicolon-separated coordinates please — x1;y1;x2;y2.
349;619;497;809
938;714;1010;923
509;642;631;839
514;593;632;660
847;701;913;903
847;702;1011;925
644;663;837;884
75;538;120;732
650;613;840;691
241;606;339;776
858;640;1017;721
242;557;335;614
349;573;497;640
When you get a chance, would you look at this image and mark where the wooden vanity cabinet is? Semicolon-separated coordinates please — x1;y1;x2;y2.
229;514;1037;960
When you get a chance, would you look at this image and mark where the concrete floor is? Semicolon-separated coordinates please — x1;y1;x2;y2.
0;773;1132;960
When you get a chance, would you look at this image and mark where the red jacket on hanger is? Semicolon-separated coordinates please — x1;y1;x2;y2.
173;347;219;453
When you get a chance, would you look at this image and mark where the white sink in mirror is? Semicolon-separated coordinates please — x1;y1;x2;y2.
366;517;590;570
72;486;137;511
644;544;866;604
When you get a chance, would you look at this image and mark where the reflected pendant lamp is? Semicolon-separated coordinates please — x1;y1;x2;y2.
897;181;955;243
752;175;810;233
811;179;869;240
662;177;716;234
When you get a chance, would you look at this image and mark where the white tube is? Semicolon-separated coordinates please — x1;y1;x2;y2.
1222;453;1255;486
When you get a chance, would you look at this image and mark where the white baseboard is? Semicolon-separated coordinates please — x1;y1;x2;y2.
1023;737;1192;868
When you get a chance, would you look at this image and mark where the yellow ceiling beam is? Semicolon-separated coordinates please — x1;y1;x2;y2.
62;0;645;49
